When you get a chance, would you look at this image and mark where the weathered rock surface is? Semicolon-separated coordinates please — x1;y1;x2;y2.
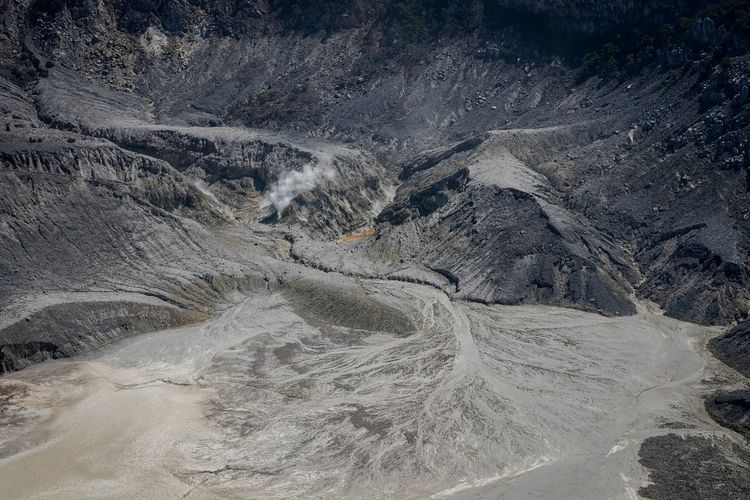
0;73;391;371
0;301;205;372
374;129;637;315
639;434;750;499
705;389;750;440
709;320;750;378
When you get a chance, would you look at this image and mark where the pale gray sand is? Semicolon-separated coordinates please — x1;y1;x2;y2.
0;278;722;499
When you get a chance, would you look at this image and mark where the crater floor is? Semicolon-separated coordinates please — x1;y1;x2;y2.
0;254;728;499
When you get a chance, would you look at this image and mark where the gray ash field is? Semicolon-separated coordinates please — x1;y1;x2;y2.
1;0;750;498
0;269;727;499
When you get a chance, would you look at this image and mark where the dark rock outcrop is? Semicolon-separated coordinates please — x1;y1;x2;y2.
0;301;205;373
710;320;750;378
639;434;750;499
373;131;637;315
705;389;750;440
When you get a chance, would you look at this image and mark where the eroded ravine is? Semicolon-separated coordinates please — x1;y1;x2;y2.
0;263;727;499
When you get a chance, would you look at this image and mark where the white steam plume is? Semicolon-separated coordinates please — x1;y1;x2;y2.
262;154;336;215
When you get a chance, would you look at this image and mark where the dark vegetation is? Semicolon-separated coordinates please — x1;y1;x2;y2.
386;0;484;42
700;0;750;34
577;0;750;82
577;27;675;82
271;0;370;32
25;0;746;63
271;0;483;39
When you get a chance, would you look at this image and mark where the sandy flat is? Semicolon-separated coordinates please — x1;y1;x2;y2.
0;279;723;499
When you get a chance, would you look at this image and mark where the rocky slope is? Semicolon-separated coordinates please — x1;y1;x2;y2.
13;0;748;327
711;319;750;377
